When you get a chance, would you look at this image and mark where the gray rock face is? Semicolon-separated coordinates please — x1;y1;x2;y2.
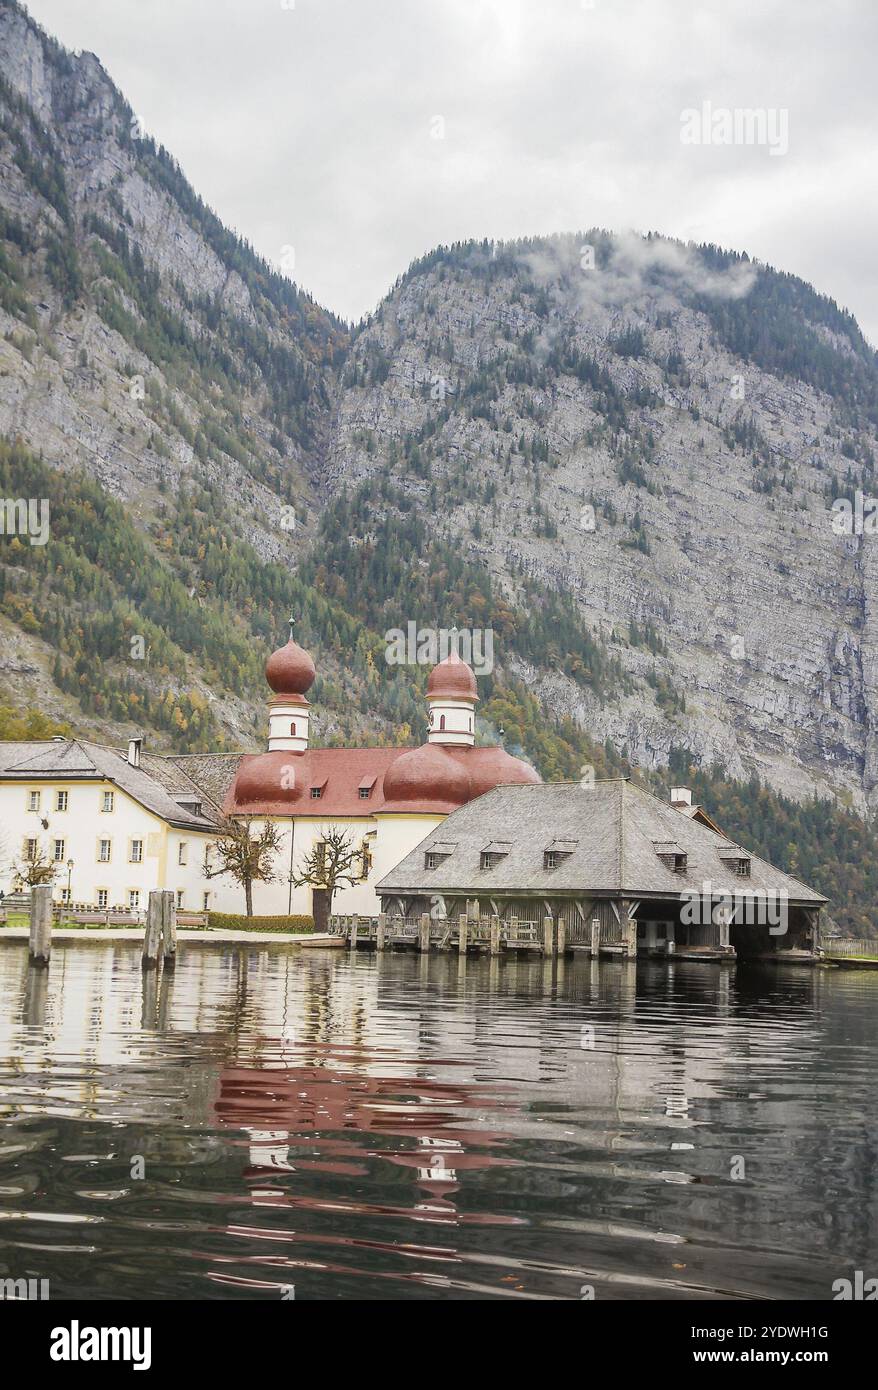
2;0;878;816
324;245;878;812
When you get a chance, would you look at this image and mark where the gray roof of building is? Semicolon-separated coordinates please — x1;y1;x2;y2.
377;779;828;905
0;739;221;830
166;754;242;808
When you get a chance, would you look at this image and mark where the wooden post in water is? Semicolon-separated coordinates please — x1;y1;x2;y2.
543;915;554;957
624;903;637;959
376;913;386;951
557;914;567;957
161;890;177;968
349;915;358;951
590;914;600;957
490;913;501;957
28;884;52;966
143;890;162;969
458;912;468;956
419;912;431;954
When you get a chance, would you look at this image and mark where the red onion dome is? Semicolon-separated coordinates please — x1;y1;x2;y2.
232;751;305;807
265;638;316;696
427;649;478;702
465;746;541;798
382;742;471;808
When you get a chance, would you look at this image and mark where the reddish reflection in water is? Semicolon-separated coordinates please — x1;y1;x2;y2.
214;1059;517;1214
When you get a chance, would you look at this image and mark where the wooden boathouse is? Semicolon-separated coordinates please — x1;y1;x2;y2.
365;779;827;962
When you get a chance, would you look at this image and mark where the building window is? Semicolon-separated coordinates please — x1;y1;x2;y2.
425;852;438;870
289;721;296;736
178;842;187;866
97;889;108;909
544;851;558;870
731;859;751;877
56;791;68;812
310;786;323;799
128;890;140;910
130;840;143;864
101;792;114;813
176;890;184;909
440;715;446;731
53;839;65;862
359;786;371;799
60;887;71;905
98;839;112;863
24;838;38;862
27;791;40;812
202;892;210;911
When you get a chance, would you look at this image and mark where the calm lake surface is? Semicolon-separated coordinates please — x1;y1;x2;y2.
0;942;876;1301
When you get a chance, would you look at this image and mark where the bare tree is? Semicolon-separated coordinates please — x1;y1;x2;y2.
291;826;366;920
12;840;57;888
204;816;283;917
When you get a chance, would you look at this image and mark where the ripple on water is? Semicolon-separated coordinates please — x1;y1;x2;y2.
0;942;875;1299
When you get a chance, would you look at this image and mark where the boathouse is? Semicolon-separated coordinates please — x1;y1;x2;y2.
376;779;827;960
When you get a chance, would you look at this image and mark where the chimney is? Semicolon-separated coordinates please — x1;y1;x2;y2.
671;787;692;808
127;737;142;768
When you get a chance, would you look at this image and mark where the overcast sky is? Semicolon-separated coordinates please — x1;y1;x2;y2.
22;0;878;342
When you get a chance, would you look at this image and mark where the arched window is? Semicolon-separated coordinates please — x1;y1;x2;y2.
469;716;472;731
440;714;446;731
290;722;296;736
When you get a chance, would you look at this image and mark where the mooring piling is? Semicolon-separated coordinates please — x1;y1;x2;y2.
161;891;177;968
142;891;163;969
28;884;53;966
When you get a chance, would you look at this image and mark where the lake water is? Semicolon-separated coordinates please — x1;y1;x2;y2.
0;942;875;1301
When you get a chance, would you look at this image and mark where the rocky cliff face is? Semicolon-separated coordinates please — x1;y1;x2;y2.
2;0;878;815
326;237;878;810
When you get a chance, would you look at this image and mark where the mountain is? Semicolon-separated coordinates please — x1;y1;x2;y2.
2;0;878;934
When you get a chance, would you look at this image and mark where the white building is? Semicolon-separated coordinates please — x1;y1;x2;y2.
0;736;217;913
0;630;539;921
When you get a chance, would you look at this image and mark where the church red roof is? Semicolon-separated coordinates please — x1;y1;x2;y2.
228;743;540;817
265;638;316;696
426;650;479;702
228;748;403;817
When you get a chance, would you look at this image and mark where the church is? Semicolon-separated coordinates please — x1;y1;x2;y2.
0;628;540;923
225;626;540;924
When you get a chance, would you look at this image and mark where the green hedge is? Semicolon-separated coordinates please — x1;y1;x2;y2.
208;912;315;934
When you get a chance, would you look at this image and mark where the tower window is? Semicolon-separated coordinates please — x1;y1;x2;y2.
440;714;446;731
290;721;296;736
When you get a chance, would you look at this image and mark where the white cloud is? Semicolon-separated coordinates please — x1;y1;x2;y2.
21;0;878;344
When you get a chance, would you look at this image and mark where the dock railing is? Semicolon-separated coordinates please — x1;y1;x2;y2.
819;937;878;957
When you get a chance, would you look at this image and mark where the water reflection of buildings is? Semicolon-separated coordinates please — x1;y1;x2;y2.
0;941;875;1297
214;1061;514;1215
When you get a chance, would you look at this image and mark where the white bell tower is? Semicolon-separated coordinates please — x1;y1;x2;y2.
263;616;316;754
268;698;310;753
426;645;477;747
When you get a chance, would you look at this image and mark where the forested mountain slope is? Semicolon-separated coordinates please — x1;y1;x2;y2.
1;0;877;932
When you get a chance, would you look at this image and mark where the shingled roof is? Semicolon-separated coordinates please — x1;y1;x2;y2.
0;739;222;831
377;779;827;905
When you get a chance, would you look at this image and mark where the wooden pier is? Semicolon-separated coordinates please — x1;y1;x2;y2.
331;909;564;956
